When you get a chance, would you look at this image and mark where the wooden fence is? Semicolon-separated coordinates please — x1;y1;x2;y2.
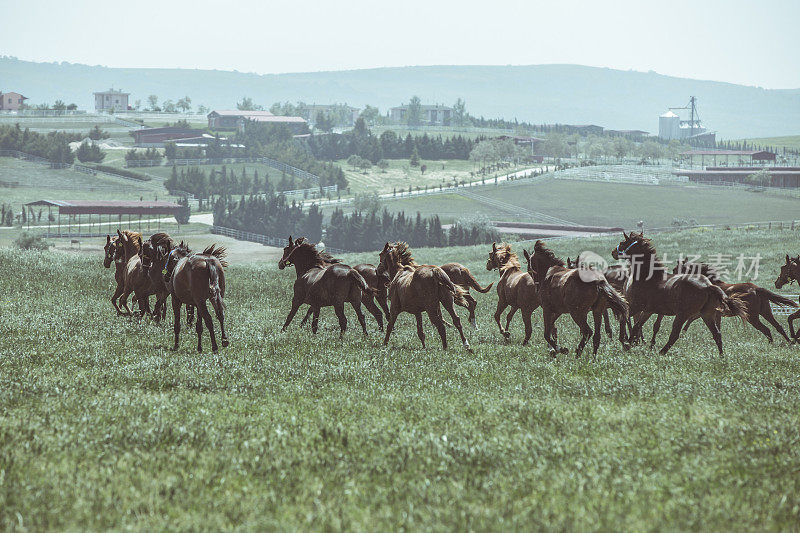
210;225;349;254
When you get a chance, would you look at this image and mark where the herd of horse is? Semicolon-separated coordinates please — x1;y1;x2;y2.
103;229;800;357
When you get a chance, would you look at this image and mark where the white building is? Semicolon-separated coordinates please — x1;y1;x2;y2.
94;89;129;112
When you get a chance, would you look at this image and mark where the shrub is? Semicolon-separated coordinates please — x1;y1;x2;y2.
76;141;106;163
14;231;50;251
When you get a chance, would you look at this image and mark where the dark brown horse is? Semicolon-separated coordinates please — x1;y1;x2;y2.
528;240;629;357
393;242;493;329
775;255;800;339
140;232;194;326
295;239;390;331
612;232;747;355
104;234;128;315
567;254;633;341
661;259;797;343
486;242;540;345
117;229;154;317
163;242;228;352
278;236;372;337
377;242;471;350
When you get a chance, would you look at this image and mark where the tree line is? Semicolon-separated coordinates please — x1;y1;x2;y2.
213;194;324;243
164;165;312;199
0;124;76;165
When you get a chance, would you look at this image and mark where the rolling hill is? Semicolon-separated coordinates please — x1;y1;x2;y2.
1;58;799;138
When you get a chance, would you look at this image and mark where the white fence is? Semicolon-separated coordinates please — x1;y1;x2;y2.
211;225;349;254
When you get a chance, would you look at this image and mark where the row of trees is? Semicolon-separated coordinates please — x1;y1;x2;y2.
0;124;77;165
165;165;309;198
134;95;202;114
213;195;324;243
305;120;486;163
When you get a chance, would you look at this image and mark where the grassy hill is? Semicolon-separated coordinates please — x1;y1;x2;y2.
737;135;800;152
3;58;799;138
2;226;799;529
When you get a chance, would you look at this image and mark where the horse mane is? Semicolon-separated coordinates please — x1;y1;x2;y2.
392;242;419;267
630;234;668;270
294;237;340;264
533;240;565;267
495;243;520;272
149;232;174;251
678;260;720;281
202;244;229;268
120;230;143;252
291;241;326;268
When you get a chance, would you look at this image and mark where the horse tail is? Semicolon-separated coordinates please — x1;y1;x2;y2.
434;267;469;307
755;287;799;308
711;285;747;323
464;268;494;293
596;280;629;321
348;269;376;296
207;260;225;310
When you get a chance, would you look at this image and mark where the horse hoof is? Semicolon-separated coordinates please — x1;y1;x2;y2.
548;349;558;358
559;347;569;355
222;339;229;348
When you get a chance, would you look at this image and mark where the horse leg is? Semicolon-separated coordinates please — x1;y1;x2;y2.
377;289;390;322
195;305;204;353
210;294;228;348
311;307;320;334
443;301;470;350
363;296;384;331
172;297;182;351
659;314;688;355
414;313;426;348
747;313;774;343
650;315;663;348
505;307;518;336
119;288;133;316
761;307;791;343
111;284;124;315
383;306;400;346
592;309;603;356
542;310;561;355
299;307;314;328
187;305;195;326
427;309;448;349
198;300;218;352
522;308;534;346
701;313;724;356
466;293;478;330
570;311;592;357
789;309;800;340
494;299;510;339
350;300;368;336
281;296;304;332
333;303;348;338
603;310;613;338
631;311;653;346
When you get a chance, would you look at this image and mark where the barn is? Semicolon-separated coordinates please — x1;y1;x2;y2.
207;110;307;132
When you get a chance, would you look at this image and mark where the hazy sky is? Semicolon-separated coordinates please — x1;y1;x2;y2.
2;0;799;88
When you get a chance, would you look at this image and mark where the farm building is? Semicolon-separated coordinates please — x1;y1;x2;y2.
605;129;649;140
563;124;604;136
497;135;545;158
675;167;800;188
94;89;130;112
207;110;307;132
388;104;453;125
24;200;184;237
0;91;28;111
679;150;776;166
132;127;207;147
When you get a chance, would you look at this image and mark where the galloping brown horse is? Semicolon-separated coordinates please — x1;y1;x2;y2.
140;232;195;326
104;234;128;315
486;242;540;345
164;242;228;352
775;255;800;339
393;242;493;329
377;242;471;350
279;236;372;337
567;254;633;341
528;240;629;357
612;232;747;355
295;239;391;331
117;229;154;317
663;259;797;343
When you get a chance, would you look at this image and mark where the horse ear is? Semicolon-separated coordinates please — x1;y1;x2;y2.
288;235;293;245
623;231;628;239
117;229;122;238
523;249;530;261
383;242;390;251
106;234;110;243
787;254;791;263
492;242;497;252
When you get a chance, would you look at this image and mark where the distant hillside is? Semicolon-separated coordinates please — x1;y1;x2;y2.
2;58;799;138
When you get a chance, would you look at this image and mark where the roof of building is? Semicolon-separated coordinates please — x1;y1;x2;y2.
660;111;679;118
132;127;202;135
208;109;275;117
606;129;649;135
245;115;307;124
681;150;775;157
0;91;28;98
94;89;130;96
389;104;453;111
25;200;182;215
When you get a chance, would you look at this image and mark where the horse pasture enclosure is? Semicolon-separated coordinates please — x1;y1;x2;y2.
2;226;799;530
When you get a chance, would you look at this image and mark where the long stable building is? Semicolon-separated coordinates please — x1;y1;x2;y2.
24;200;184;237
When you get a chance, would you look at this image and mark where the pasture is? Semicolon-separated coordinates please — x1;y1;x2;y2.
339;158;536;194
324;178;800;227
736;135;800;152
2;226;799;530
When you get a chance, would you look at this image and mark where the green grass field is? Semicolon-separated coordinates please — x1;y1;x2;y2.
341;158;499;194
325;178;800;227
0;116;136;146
2;227;800;529
0;158;168;206
736;135;800;152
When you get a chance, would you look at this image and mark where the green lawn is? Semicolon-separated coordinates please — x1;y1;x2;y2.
1;227;799;529
325;178;800;227
736;135;800;152
0;157;168;206
340;158;537;195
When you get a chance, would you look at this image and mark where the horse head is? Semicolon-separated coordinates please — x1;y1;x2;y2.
103;234;117;268
775;254;800;289
613;231;644;261
278;235;298;270
376;242;398;282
